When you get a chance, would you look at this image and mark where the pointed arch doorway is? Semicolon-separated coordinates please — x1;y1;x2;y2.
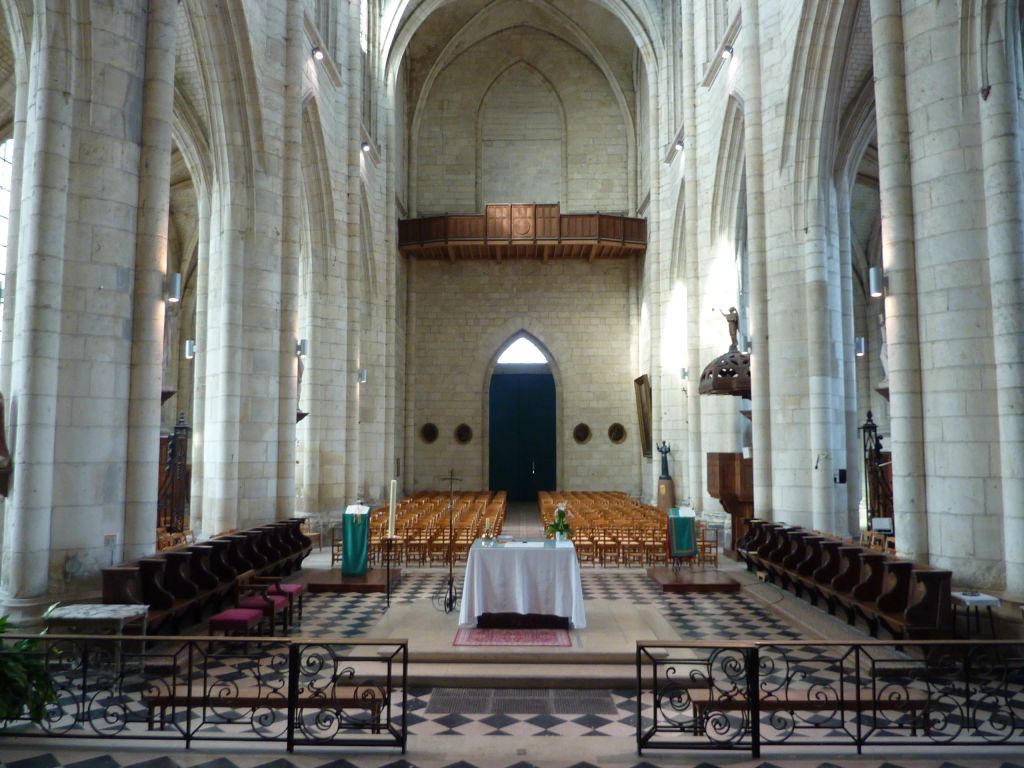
488;336;556;502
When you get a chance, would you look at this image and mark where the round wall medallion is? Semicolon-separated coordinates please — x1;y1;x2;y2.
455;423;473;444
420;423;439;444
573;423;592;444
608;422;627;444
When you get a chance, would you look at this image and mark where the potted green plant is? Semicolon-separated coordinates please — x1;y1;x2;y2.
544;504;572;541
0;614;57;724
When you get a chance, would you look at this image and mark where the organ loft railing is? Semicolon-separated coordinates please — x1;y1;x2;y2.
859;411;893;530
158;413;191;536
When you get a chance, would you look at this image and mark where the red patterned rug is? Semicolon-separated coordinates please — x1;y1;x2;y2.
453;628;573;647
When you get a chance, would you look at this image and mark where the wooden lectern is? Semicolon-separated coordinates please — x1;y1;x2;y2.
706;452;753;558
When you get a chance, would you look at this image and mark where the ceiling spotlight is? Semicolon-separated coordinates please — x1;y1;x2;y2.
722;45;734;60
361;141;371;153
312;46;324;61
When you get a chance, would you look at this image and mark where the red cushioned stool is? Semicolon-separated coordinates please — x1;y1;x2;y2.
208;607;264;637
259;579;305;624
238;592;289;635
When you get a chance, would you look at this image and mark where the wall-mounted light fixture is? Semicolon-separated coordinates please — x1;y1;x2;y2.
184;339;195;360
869;266;884;298
361;141;371;153
680;367;688;381
722;45;734;60
165;272;182;304
855;336;866;357
312;46;324;61
742;446;752;460
296;338;308;358
674;140;684;152
357;368;368;384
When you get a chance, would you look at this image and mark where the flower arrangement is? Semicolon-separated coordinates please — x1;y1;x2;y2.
544;504;572;539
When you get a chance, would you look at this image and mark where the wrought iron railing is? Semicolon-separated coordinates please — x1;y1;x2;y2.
0;634;407;753
637;640;1024;758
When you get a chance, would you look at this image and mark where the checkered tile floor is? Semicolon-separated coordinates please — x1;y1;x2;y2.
293;568;807;645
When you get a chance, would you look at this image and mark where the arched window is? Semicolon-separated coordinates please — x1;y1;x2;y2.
497;337;548;365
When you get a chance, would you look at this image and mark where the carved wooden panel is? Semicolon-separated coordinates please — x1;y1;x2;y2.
486;204;511;239
536;204;560;238
510;204;534;239
448;215;485;240
560;214;598;239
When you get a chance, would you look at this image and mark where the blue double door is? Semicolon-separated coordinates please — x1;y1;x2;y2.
488;373;556;502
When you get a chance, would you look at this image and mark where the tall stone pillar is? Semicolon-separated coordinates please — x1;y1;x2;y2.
869;0;928;560
979;4;1024;595
682;0;703;512
0;2;75;622
190;193;211;535
344;0;363;499
836;181;862;535
276;0;303;518
741;0;773;520
124;0;178;560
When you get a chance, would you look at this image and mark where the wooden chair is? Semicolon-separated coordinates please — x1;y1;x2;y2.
330;527;343;567
697;523;719;568
301;518;322;551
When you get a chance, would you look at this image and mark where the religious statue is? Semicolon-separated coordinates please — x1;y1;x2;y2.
656;441;672;480
720;306;740;350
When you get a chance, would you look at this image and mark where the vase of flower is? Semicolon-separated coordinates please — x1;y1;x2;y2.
545;504;572;541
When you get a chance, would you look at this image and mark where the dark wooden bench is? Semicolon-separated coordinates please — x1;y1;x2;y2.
143;683;386;732
686;686;932;735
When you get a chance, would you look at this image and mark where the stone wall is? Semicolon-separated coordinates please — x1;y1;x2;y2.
407;259;640;496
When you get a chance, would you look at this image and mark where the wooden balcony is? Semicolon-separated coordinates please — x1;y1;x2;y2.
398;203;647;262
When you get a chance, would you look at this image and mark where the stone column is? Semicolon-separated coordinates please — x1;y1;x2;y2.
741;0;773;520
275;0;303;519
0;47;27;400
836;180;862;534
0;2;74;622
979;3;1024;595
344;0;363;499
804;199;836;533
190;193;211;535
124;0;178;560
682;0;703;512
869;0;928;560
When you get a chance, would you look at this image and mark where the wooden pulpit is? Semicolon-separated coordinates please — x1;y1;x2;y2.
706;452;753;558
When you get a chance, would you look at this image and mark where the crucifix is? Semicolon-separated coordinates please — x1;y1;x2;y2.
433;467;463;614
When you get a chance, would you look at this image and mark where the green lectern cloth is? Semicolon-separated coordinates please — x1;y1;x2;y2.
342;511;369;575
666;509;697;559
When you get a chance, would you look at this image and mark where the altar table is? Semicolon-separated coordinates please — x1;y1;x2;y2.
458;538;587;629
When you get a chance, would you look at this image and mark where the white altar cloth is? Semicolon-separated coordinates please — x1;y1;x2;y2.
458;539;587;628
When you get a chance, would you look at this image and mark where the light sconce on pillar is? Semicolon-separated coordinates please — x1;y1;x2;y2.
722;45;734;60
361;141;371;153
742;446;752;460
312;46;324;61
680;367;688;381
184;339;195;360
165;272;182;304
296;338;308;358
357;368;368;384
869;266;885;298
855;336;866;357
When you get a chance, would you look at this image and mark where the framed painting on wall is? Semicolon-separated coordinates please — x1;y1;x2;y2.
634;374;652;458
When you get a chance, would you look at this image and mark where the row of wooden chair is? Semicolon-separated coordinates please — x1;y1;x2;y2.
328;491;508;569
